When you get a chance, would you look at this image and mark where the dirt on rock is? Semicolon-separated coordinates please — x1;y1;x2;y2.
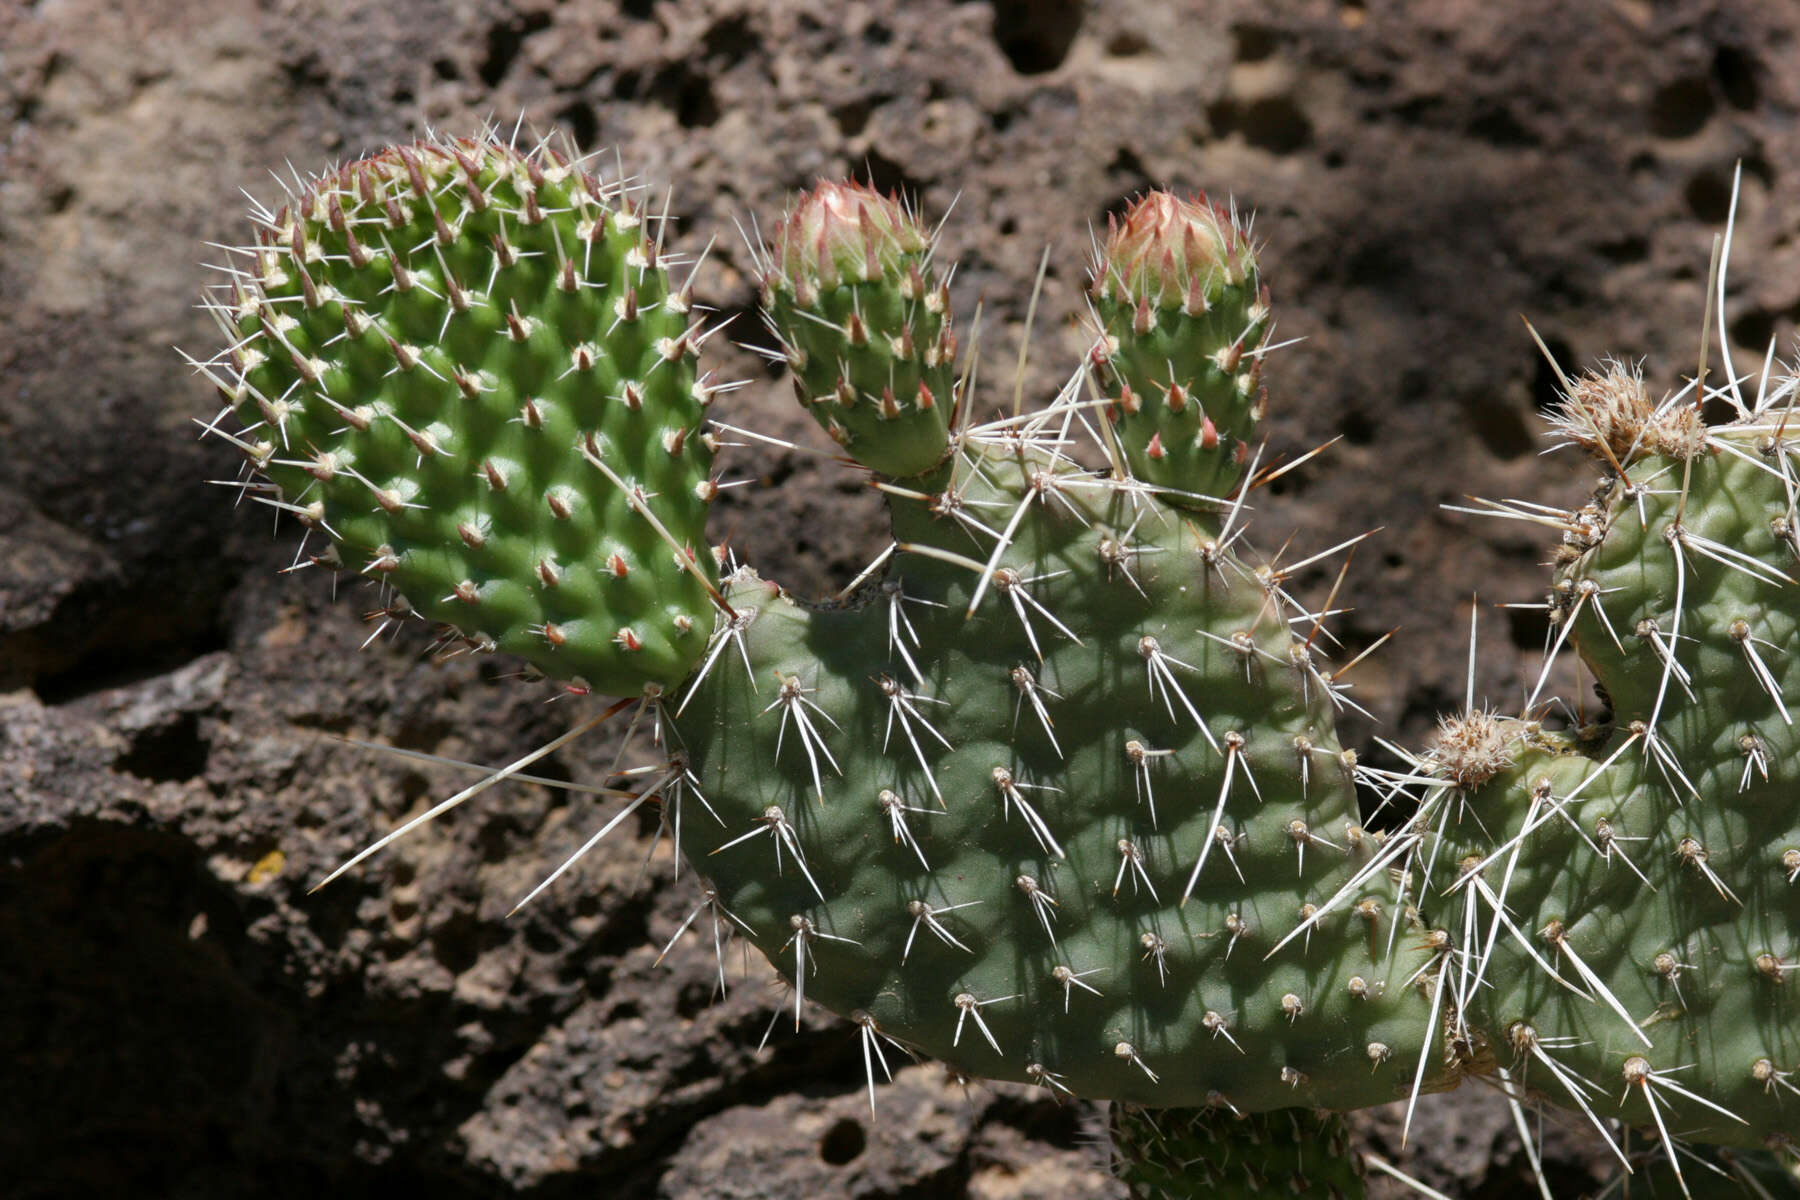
4;1;1798;1196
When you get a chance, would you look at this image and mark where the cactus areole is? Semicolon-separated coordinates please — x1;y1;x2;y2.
194;130;1800;1194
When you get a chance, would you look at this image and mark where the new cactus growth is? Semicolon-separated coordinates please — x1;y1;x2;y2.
191;129;1800;1196
760;179;955;477
192;134;723;699
1089;191;1270;506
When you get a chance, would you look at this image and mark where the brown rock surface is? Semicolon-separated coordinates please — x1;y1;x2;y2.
4;0;1798;1195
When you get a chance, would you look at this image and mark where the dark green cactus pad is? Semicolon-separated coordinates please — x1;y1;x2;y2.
1089;192;1269;507
1417;373;1800;1156
1109;1103;1366;1199
196;131;720;697
669;183;1444;1115
672;429;1444;1111
760;180;954;477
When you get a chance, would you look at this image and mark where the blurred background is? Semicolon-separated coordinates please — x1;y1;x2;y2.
3;0;1798;1195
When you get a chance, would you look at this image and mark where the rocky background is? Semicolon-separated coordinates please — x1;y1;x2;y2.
4;0;1799;1196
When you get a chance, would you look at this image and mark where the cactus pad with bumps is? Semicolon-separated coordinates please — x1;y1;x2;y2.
674;434;1443;1110
1089;192;1270;507
195;132;720;697
759;180;955;477
1415;372;1800;1154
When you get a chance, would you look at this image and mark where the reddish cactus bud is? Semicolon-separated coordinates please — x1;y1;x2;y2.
767;180;930;299
1089;191;1252;308
397;146;430;199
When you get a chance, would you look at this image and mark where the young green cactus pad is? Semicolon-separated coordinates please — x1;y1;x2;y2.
758;180;956;477
1088;191;1270;507
189;130;722;699
194;131;1800;1196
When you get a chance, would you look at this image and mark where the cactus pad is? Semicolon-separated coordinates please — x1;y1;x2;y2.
1415;379;1800;1156
674;435;1444;1110
194;131;721;697
1089;192;1270;506
759;180;955;477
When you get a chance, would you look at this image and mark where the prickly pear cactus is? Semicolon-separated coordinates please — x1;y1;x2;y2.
193;129;1800;1196
670;184;1442;1112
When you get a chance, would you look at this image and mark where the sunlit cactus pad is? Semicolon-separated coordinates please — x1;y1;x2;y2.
191;131;720;697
